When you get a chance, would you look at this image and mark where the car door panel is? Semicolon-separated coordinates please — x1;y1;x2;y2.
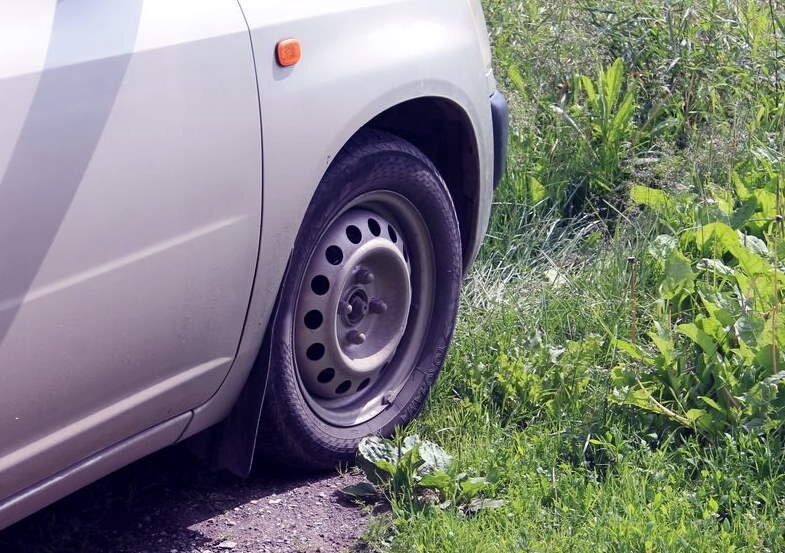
0;0;261;499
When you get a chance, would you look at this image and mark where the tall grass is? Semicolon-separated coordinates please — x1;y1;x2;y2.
357;0;785;551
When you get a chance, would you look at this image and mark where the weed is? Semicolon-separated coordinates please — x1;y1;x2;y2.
344;436;505;518
361;0;785;550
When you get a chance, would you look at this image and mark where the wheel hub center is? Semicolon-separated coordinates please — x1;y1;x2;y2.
295;207;413;403
343;288;369;326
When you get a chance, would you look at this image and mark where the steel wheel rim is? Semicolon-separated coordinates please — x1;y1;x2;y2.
292;191;435;427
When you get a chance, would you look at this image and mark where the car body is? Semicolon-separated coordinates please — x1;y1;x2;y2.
0;0;507;529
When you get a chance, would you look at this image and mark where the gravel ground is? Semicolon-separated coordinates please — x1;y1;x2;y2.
0;445;374;553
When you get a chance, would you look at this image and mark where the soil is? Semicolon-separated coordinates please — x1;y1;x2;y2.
0;444;376;553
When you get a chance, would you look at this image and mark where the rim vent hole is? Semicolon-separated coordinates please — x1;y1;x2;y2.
311;275;330;295
346;225;362;244
306;343;326;361
304;310;323;330
368;218;381;236
317;368;336;383
325;245;343;265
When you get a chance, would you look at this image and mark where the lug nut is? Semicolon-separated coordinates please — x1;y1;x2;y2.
346;330;366;345
355;268;375;285
369;298;388;314
339;301;353;316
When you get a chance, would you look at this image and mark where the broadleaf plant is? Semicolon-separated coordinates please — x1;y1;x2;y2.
344;435;504;516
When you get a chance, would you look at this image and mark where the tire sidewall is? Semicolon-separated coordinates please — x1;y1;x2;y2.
267;132;462;465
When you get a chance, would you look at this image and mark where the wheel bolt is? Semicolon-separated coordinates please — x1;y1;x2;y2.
346;330;366;345
369;298;387;314
339;301;353;316
355;268;375;285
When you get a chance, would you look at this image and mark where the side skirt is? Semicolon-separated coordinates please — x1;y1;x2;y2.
0;412;192;530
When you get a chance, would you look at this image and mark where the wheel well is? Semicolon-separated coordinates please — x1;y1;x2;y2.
188;98;481;476
365;97;480;269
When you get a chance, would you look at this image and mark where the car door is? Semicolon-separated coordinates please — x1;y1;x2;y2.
0;0;261;500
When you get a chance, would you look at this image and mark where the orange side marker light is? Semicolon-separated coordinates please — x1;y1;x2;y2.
276;39;301;67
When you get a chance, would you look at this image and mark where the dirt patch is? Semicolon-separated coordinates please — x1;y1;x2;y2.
0;445;373;553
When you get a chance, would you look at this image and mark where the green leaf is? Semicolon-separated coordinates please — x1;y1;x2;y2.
735;313;765;346
758;315;785;349
732;170;751;200
357;436;399;485
648;234;678;263
700;297;735;327
699;396;724;413
661;250;695;299
507;65;526;95
694;222;739;253
686;408;708;422
418;471;452;492
754;189;777;219
529;175;546;203
397;443;425;475
544;268;568;288
358;436;397;465
737;231;769;256
373;459;398;476
464;498;506;514
460;477;491;499
677;323;717;354
609;91;635;143
649;327;676;366
730;197;758;229
698;315;725;345
754;344;781;373
698;258;734;278
401;435;421;454
630;185;674;211
729;244;771;276
418;440;453;473
581;75;598;105
613;339;648;362
342;482;379;498
603;58;624;110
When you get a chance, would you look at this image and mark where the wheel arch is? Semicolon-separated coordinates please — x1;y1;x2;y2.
365;97;481;270
184;94;485;476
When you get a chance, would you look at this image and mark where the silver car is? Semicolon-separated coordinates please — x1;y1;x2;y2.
0;0;508;528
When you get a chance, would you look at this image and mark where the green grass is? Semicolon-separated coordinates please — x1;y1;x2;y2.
356;0;785;551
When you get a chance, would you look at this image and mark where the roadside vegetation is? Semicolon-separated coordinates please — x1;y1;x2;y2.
359;0;785;550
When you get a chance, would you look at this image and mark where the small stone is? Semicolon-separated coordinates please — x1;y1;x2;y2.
268;498;282;505
217;541;237;550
